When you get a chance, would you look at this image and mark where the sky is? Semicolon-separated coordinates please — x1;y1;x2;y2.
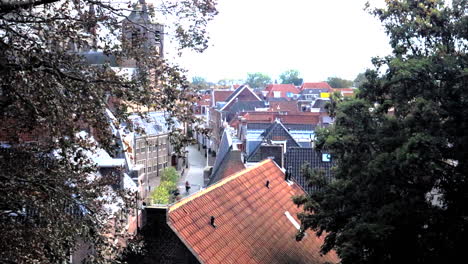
167;0;392;84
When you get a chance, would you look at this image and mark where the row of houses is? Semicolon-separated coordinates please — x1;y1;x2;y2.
127;82;355;263
194;82;354;194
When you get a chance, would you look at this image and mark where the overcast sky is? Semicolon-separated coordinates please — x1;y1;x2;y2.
167;0;392;83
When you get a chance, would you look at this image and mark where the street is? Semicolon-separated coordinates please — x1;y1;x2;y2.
177;144;208;197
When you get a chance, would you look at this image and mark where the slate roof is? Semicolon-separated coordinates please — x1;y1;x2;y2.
312;99;329;111
285;148;335;194
283;124;315;131
211;131;233;174
228;101;266;114
300;82;332;90
208;149;245;186
247;121;301;162
260;121;301;148
128;112;169;136
247;123;272;130
127;0;151;23
167;160;339;264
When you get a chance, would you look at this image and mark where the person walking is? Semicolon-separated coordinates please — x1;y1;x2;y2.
185;180;191;193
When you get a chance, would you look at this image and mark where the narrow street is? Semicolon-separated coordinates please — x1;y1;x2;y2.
177;144;208;197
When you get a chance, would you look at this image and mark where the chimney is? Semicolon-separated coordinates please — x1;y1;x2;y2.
265;180;270;188
285;166;292;181
210;216;217;228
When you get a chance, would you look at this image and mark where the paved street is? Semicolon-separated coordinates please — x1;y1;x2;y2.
177;144;207;197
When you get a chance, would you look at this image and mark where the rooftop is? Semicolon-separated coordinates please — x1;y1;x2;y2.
167;160;339;264
300;82;332;90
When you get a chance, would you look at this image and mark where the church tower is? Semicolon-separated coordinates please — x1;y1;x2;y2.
122;0;164;58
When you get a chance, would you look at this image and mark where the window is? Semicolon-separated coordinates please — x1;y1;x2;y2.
286;92;293;97
322;153;331;162
273;91;281;98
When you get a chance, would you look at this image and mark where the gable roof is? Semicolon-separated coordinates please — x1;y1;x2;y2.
285;148;335;194
301;82;332;91
220;85;263;111
247;120;301;162
167;160;339;264
212;90;234;106
228;101;266;114
264;84;300;98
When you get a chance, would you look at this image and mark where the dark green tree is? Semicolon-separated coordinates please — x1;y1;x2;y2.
295;1;468;263
245;72;271;88
326;76;353;88
279;69;303;86
353;72;367;88
0;0;217;263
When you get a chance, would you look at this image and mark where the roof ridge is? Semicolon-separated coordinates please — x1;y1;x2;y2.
168;159;273;212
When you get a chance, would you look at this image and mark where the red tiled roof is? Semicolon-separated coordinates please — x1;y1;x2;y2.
213;90;234;104
239;112;320;125
264;84;300;98
268;101;299;113
279;114;320;125
243;112;276;123
196;94;212;106
167;160;339;264
301;82;332;90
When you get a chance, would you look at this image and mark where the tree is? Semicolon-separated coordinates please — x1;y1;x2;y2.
353;72;367;88
279;69;303;86
191;76;209;90
325;76;353;88
245;72;271;88
0;0;217;263
295;1;467;263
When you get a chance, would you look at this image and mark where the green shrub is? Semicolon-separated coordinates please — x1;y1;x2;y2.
150;167;180;204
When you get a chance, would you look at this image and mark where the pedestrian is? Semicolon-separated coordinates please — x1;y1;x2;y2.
185;180;191;193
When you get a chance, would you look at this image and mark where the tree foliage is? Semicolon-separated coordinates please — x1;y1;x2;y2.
0;0;217;263
150;167;179;204
326;76;353;88
245;72;271;88
191;76;210;90
353;72;367;88
295;1;468;263
279;69;303;86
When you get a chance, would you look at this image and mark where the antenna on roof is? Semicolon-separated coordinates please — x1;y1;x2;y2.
210;216;217;228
